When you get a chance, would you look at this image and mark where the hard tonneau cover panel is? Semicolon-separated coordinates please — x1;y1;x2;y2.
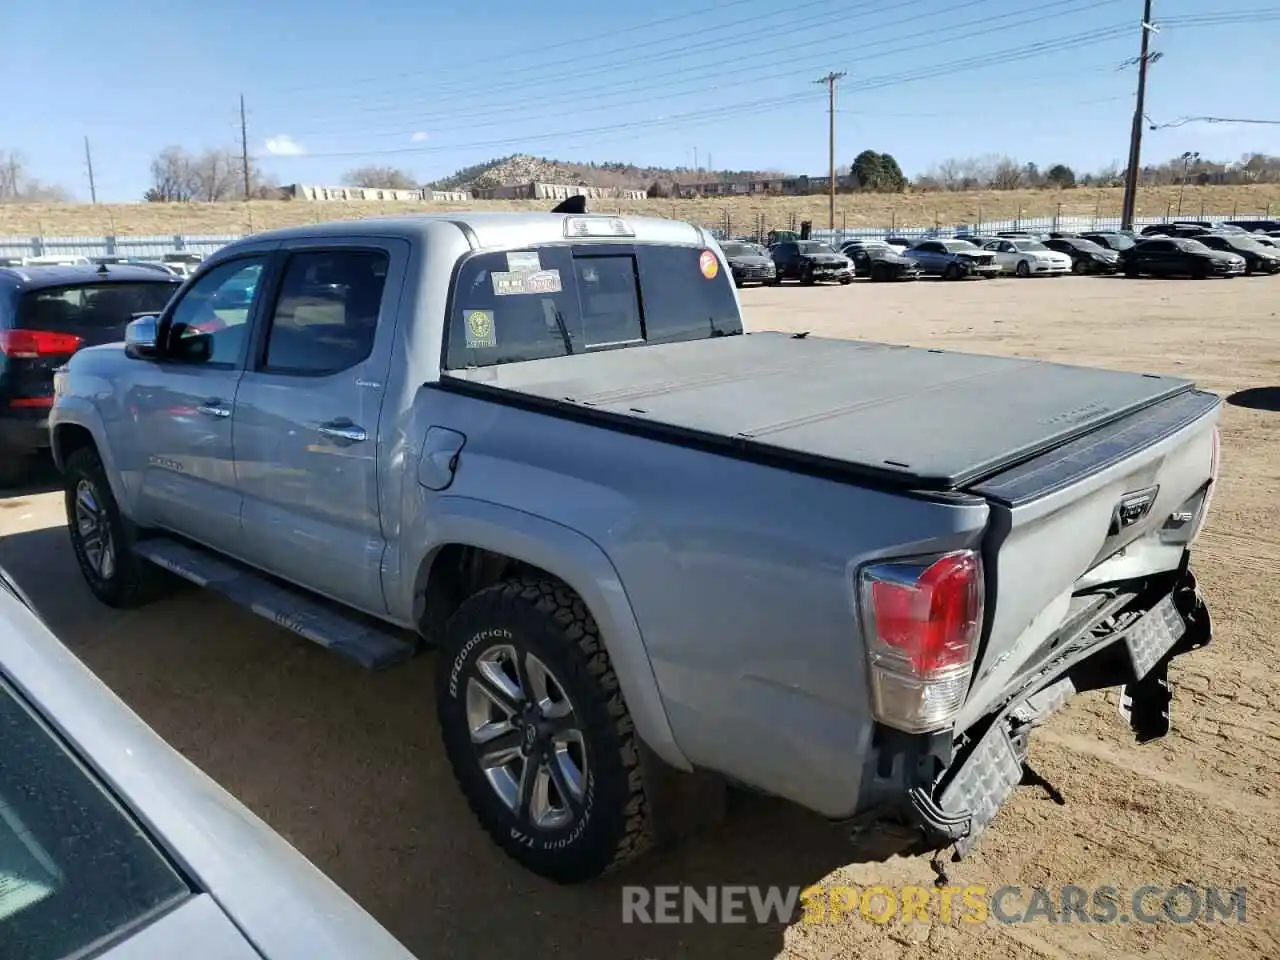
442;331;1193;490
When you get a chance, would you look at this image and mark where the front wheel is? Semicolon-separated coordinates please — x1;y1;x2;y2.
437;578;652;883
1072;259;1087;275
63;446;169;608
943;263;962;281
1015;260;1031;278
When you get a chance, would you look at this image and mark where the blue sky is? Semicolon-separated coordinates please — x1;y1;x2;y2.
2;0;1277;201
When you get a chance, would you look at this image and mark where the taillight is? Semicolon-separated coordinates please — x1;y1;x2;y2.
858;549;984;734
0;329;84;358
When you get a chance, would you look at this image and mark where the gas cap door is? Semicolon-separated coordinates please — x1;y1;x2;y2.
418;426;466;491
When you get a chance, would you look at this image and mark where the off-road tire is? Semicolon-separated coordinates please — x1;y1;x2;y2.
64;446;169;608
437;577;652;883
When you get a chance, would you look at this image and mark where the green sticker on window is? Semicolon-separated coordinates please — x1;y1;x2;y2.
464;309;497;348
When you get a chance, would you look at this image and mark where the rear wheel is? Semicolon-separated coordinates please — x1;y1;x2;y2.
437;578;652;883
64;446;169;608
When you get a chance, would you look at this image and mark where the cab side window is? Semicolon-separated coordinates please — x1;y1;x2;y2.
165;257;266;365
261;249;389;375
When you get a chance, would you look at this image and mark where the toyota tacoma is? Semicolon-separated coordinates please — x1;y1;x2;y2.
49;207;1219;885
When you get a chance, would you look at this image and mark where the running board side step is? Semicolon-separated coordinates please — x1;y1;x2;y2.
133;537;416;671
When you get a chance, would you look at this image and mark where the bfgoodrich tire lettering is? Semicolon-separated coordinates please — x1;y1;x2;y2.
437;577;652;883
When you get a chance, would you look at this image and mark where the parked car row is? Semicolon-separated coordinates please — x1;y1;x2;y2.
0;251;205;277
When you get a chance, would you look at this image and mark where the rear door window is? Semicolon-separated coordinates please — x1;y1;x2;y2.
445;243;743;369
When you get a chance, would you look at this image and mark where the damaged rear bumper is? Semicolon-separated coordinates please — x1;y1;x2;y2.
850;562;1211;857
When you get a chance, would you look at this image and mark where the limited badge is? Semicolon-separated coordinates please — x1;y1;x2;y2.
699;250;719;279
464;309;496;349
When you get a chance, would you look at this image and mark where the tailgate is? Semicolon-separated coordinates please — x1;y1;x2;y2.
955;388;1220;728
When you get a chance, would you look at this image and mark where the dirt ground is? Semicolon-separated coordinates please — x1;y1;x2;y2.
1;273;1276;959
2;182;1278;237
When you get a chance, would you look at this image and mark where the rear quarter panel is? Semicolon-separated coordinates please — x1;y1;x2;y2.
401;387;991;817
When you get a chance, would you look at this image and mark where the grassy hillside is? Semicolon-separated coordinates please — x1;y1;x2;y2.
3;184;1278;238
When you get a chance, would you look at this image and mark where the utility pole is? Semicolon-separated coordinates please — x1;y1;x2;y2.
240;94;252;200
83;136;97;204
1120;0;1156;230
693;146;699;176
815;71;847;231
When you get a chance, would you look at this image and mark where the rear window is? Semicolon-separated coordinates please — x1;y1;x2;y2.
445;244;742;369
14;283;176;333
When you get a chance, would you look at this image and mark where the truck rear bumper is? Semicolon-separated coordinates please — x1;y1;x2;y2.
849;561;1211;856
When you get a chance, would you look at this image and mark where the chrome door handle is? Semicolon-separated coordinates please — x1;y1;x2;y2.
196;400;231;418
318;420;367;443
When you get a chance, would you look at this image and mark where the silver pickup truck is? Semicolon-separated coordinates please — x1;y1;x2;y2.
49;207;1219;885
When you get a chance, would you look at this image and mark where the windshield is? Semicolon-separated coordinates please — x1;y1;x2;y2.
1090;234;1135;250
1222;236;1263;252
15;283;177;340
0;677;190;959
1070;238;1107;254
446;243;743;369
1176;239;1211;253
1014;240;1048;251
719;243;757;257
943;240;979;251
795;241;835;255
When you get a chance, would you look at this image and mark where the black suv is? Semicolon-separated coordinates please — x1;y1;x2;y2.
768;241;854;284
1118;238;1246;279
0;264;180;486
1196;233;1280;274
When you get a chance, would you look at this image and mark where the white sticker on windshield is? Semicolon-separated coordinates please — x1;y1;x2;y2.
506;251;541;273
463;309;497;349
491;269;562;297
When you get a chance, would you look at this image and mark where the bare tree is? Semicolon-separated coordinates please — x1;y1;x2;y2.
342;165;419;189
146;146;279;201
935;157;962;191
0;150;71;202
988;155;1025;190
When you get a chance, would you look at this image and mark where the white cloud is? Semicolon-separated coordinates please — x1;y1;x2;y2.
411;131;429;143
264;134;305;156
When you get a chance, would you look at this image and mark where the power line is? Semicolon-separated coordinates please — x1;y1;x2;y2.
284;27;1134;162
1151;115;1280;129
815;71;846;231
262;0;779;95
277;1;1124;143
282;0;944;116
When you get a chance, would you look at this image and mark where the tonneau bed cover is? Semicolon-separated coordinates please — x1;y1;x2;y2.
440;331;1196;491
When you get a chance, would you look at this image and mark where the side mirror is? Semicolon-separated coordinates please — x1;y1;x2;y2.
124;316;160;360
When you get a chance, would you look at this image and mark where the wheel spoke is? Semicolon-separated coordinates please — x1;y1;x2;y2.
517;755;538;822
477;730;523;769
547;746;586;816
474;649;524;713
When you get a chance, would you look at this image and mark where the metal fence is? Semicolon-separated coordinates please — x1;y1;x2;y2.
1;213;1274;261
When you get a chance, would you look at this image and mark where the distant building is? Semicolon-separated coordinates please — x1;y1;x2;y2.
675;174;852;198
470;182;648;201
281;184;471;202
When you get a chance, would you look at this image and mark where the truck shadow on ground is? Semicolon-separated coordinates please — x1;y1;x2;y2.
1226;386;1280;412
0;522;917;960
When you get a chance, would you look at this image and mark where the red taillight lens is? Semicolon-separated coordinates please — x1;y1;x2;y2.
0;329;84;358
859;549;984;733
868;552;983;674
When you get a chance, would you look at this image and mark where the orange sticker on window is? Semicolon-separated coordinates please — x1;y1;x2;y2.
699;250;719;279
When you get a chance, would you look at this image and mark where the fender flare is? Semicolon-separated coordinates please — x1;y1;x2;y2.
48;401;128;509
418;496;692;771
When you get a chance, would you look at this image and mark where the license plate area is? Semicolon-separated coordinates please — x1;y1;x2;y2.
1123;594;1185;679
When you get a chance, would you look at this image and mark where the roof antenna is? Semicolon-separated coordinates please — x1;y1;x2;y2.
96;262;110;276
552;195;588;214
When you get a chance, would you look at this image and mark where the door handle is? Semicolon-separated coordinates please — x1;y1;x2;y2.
318;419;368;443
196;399;231;418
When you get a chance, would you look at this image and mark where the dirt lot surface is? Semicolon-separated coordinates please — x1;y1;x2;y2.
2;182;1277;237
2;273;1277;959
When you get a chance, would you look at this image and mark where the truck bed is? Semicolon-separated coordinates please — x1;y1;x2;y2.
440;331;1194;491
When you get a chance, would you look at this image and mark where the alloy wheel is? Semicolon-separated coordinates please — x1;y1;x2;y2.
465;644;588;831
73;479;115;581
